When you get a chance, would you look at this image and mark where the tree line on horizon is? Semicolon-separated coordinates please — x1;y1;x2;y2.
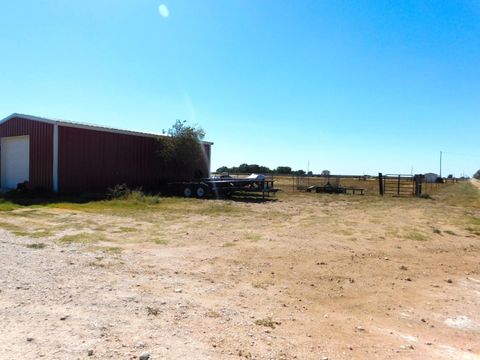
216;163;331;176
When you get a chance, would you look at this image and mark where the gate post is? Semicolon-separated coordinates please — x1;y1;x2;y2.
379;173;384;196
414;174;424;197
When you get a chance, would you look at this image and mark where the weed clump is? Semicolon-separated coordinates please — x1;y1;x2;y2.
59;233;105;244
107;184;160;205
404;231;428;241
254;317;281;329
25;243;47;249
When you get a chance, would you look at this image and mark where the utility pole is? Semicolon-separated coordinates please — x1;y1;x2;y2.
307;160;310;187
439;151;442;178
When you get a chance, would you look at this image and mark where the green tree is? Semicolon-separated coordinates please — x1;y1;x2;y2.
157;120;206;180
276;166;292;174
216;166;230;174
293;169;306;175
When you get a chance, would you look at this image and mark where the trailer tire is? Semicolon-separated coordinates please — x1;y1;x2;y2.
195;185;207;198
183;186;193;197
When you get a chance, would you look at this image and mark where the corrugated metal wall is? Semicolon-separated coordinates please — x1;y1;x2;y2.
0;116;212;193
58;126;211;193
0;117;53;190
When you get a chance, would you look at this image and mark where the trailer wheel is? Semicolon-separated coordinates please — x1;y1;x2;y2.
195;185;207;198
183;186;193;197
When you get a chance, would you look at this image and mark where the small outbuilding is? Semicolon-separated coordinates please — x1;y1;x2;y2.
424;173;439;183
0;113;212;193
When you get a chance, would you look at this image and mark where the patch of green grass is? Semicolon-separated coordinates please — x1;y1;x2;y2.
117;227;137;233
404;231;429;241
153;239;168;245
48;196;192;217
468;216;480;226
244;233;262;242
0;198;20;211
222;242;236;247
58;232;106;244
464;216;480;236
25;243;47;249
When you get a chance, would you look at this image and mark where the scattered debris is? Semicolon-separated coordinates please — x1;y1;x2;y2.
139;351;150;360
146;306;160;316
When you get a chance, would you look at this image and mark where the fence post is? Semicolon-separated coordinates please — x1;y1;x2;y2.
379;173;384;196
414;175;422;197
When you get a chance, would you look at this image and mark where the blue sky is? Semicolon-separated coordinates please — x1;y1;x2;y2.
1;1;479;176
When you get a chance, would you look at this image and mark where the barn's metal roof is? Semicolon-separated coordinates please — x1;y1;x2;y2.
0;113;213;145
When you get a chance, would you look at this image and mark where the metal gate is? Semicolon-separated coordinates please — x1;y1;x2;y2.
378;173;423;197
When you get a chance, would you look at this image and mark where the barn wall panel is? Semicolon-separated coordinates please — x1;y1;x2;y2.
0;117;53;190
58;126;211;193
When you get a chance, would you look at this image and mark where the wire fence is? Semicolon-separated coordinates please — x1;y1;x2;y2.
212;172;460;197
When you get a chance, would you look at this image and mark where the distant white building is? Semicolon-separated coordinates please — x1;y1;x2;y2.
424;173;439;183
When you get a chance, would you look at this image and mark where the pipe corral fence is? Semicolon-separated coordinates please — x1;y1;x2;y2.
214;173;459;197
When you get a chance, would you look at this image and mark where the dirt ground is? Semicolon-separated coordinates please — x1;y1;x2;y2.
0;182;479;360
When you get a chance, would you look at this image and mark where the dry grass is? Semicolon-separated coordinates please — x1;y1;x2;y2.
0;181;479;359
13;230;53;238
58;233;107;244
404;231;429;241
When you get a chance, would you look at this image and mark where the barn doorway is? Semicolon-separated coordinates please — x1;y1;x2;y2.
1;135;30;190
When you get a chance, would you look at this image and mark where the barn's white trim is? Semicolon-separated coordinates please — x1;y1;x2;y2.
0;113;214;145
53;124;59;193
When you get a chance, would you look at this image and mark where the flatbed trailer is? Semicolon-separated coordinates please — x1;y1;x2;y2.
306;184;364;195
168;178;278;199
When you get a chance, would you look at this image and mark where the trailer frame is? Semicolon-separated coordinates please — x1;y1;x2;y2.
168;177;278;199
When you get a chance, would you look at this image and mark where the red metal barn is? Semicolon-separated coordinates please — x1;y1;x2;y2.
0;114;212;193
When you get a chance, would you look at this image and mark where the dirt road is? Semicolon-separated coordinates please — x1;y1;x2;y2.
0;185;479;359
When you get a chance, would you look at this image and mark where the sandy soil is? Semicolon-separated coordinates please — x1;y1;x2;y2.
471;179;480;190
0;187;479;360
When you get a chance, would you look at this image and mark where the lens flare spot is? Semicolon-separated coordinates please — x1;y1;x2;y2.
158;4;169;18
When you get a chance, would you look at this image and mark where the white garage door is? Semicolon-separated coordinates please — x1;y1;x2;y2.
1;136;30;190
